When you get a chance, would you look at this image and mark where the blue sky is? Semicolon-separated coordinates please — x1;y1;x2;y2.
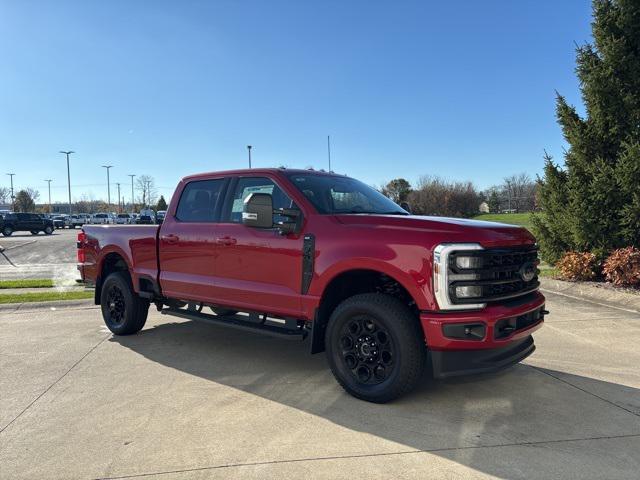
1;0;592;204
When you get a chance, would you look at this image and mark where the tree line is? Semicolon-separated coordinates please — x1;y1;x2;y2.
379;173;537;218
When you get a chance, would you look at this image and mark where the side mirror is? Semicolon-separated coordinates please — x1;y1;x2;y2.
400;201;412;214
243;193;274;228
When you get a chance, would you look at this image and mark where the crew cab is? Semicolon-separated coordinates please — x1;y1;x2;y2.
1;212;54;236
78;169;546;402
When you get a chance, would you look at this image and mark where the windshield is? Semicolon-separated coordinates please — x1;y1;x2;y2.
285;173;408;215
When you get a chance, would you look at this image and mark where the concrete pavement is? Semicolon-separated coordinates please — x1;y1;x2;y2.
1;292;639;479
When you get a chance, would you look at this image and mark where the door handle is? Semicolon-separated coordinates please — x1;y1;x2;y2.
216;236;237;246
162;234;179;244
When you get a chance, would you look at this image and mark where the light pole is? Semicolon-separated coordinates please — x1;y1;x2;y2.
102;165;113;209
6;173;15;211
128;174;135;213
116;183;121;212
44;179;52;213
59;151;74;214
247;145;252;168
327;135;332;171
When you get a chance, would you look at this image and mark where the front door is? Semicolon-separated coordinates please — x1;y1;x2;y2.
158;177;227;303
212;176;304;317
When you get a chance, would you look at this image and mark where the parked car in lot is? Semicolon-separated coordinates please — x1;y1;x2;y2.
115;213;132;224
136;214;154;224
91;213;111;224
70;214;90;228
78;168;546;403
156;210;166;224
1;212;54;236
52;216;67;229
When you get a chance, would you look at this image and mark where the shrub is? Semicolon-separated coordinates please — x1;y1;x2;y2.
555;252;598;281
603;247;640;287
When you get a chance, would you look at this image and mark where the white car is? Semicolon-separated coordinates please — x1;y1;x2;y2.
115;213;132;224
91;213;111;224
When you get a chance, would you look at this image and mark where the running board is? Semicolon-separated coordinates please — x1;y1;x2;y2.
160;308;306;340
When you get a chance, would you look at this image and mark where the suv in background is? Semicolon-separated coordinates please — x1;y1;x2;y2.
70;214;90;228
1;213;54;236
155;210;166;224
115;213;132;224
52;216;66;229
136;214;154;224
91;213;111;224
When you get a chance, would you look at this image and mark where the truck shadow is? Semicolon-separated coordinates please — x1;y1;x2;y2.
110;319;640;477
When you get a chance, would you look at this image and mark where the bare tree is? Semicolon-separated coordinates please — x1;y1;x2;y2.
0;186;10;204
408;176;480;218
502;173;536;213
136;175;157;207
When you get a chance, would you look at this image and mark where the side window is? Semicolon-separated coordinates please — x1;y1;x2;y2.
176;179;225;222
228;177;296;223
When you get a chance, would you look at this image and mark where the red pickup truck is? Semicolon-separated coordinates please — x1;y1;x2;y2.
78;168;546;402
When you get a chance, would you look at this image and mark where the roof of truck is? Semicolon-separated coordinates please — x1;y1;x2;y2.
181;168;344;182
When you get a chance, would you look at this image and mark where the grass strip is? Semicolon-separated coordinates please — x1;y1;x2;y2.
0;279;55;289
473;213;533;232
0;290;93;304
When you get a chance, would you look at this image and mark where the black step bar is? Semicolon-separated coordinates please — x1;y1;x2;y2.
160;307;307;340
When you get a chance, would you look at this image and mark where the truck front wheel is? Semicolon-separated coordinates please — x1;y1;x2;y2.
100;271;149;335
325;293;425;403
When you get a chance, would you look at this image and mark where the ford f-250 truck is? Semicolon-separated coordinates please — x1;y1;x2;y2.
78;168;547;402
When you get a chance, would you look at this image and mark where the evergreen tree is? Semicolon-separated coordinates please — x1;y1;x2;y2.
533;0;640;263
156;195;168;211
487;189;501;213
381;178;412;204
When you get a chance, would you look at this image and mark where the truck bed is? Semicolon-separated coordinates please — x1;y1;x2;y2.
80;225;160;293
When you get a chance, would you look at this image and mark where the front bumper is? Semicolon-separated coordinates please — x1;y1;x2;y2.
420;291;546;351
430;335;535;379
420;291;546;378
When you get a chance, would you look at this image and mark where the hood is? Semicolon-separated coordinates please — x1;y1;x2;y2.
334;214;536;248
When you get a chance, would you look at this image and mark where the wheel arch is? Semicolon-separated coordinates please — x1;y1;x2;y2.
310;268;423;354
95;250;132;305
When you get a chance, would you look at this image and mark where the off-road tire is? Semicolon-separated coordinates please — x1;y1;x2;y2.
325;293;426;403
100;271;149;335
2;226;12;236
44;226;53;235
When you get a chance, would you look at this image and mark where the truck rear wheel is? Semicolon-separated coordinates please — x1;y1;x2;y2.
2;226;12;236
44;226;53;235
100;271;149;335
325;293;425;403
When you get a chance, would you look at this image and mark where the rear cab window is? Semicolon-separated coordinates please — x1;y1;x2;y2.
176;179;225;222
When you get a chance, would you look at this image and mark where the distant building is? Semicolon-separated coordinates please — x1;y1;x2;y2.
478;201;489;213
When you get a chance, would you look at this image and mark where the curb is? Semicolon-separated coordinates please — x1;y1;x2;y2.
540;277;640;314
0;298;96;314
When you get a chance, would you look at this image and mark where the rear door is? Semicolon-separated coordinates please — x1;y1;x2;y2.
158;176;228;302
212;175;305;317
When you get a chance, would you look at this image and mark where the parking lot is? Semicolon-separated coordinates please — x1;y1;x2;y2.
1;290;639;479
0;228;78;281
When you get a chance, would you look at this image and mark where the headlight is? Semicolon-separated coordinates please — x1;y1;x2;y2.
433;243;486;311
455;256;482;269
454;285;483;298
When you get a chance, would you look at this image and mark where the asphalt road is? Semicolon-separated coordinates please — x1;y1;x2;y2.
1;291;639;479
0;228;78;282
